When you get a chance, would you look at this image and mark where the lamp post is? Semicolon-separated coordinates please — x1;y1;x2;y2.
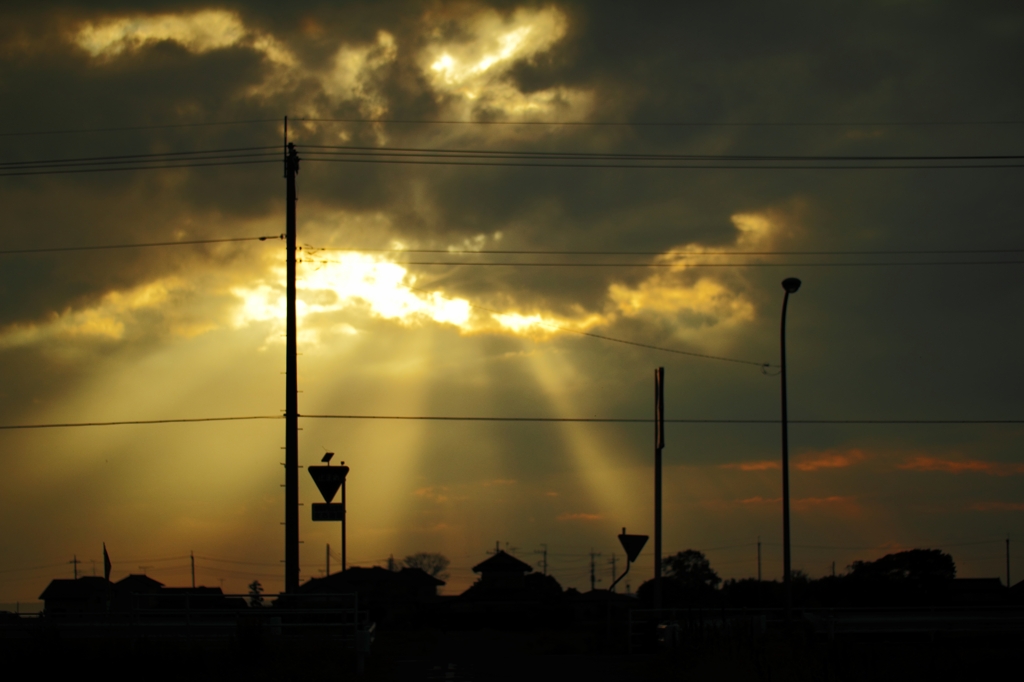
780;277;801;624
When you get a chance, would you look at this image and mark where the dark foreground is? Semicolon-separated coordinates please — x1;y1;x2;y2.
1;624;1019;682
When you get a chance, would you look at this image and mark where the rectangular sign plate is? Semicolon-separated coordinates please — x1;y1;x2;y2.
312;503;345;521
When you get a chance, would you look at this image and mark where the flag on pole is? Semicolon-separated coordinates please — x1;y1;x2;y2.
103;543;111;581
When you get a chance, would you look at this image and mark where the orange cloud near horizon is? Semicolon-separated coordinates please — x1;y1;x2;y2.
720;448;866;472
557;512;602;521
898;456;1024;476
740;495;859;514
795;449;867;471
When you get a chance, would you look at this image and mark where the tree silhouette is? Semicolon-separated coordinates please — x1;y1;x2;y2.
662;550;721;589
849;549;955;583
402;552;450;580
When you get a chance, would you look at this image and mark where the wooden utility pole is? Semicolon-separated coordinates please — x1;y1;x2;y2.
654;367;665;609
190;551;195;588
341;475;347;571
284;120;301;593
590;549;602;591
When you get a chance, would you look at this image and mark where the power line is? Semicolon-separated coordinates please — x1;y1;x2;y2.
0;158;279;178
0;415;1021;431
304;156;1024;171
343;259;1024;267
295;117;1024;128
300;145;1024;170
0;119;281;138
195;555;282;567
0;235;282;256
0;146;279;168
0;145;281;177
310;246;1024;256
0;415;281;430
304;144;1024;162
301;415;1024;425
467;295;767;367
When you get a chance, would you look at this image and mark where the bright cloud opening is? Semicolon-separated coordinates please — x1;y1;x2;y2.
419;7;592;121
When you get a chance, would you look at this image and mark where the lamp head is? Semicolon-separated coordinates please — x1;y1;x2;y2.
782;277;802;294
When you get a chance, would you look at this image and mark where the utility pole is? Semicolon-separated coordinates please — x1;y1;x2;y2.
590;549;602;591
757;537;762;582
609;553;617;592
780;277;802;624
654;367;665;610
70;555;80;580
284;119;301;593
191;551;196;589
535;544;548;575
341;470;347;572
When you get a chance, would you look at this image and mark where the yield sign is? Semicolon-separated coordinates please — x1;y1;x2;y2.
308;465;349;503
618;531;649;563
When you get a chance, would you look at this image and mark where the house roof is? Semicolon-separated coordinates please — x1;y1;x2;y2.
39;576;111;601
472;550;533;574
116;574;164;592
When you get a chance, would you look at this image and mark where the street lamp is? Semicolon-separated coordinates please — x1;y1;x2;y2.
780;277;801;624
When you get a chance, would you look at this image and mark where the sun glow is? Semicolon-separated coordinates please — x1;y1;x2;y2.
232;254;472;342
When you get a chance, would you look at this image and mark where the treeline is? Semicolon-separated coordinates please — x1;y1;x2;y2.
634;548;1006;608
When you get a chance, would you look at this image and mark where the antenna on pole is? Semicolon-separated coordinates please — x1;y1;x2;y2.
535;544;548;575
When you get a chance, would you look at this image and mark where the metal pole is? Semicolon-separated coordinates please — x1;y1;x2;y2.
654;367;664;610
780;278;801;623
284;127;301;593
342;478;347;572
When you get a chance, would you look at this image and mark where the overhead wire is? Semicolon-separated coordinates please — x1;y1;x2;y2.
311;246;1024;256
1;415;1023;430
330;259;1024;267
0;415;282;430
299;145;1024;170
302;143;1024;162
295;117;1024;128
0;118;282;137
0;235;282;256
0;145;281;177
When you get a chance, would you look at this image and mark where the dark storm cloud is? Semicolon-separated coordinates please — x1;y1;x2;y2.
0;2;1022;591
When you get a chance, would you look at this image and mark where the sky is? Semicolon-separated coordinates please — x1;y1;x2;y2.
0;1;1022;600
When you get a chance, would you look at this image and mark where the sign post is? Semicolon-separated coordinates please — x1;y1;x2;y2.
308;454;349;573
608;528;649;592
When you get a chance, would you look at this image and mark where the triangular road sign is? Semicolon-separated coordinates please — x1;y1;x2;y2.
308;465;349;503
618;531;649;563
